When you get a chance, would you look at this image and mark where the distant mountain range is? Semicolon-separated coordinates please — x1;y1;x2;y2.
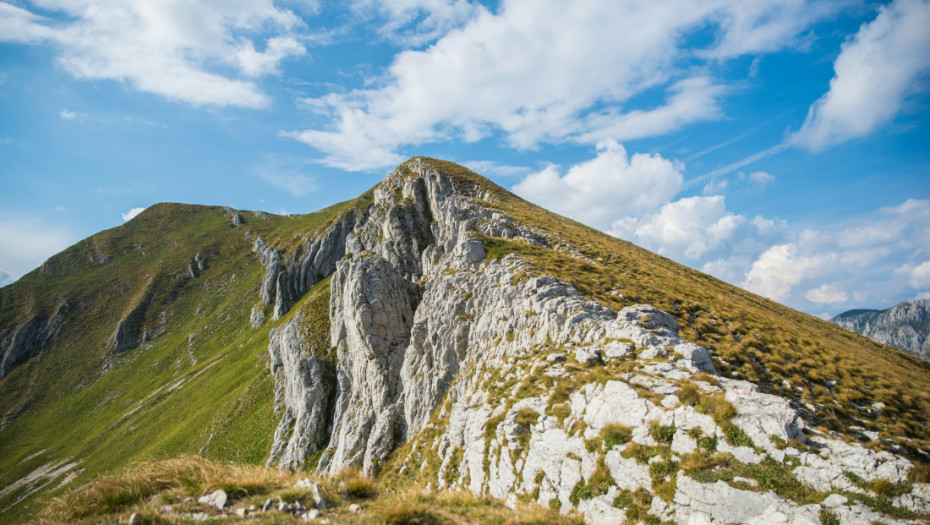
832;300;930;361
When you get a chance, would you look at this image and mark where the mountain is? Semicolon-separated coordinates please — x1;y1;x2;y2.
832;300;930;361
1;158;929;524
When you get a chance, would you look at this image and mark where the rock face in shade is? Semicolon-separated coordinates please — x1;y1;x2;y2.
259;158;928;525
0;301;69;379
832;299;930;360
108;294;152;353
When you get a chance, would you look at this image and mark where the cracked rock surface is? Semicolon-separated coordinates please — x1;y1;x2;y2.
261;158;927;524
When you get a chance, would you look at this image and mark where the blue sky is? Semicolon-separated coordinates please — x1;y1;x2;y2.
1;0;929;318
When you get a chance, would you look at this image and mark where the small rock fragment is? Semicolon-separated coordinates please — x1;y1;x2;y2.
128;513;141;525
303;509;321;520
349;503;362;514
733;476;759;487
198;489;227;511
262;499;273;512
574;348;600;364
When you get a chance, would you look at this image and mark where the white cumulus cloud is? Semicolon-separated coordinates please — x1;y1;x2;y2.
747;171;774;187
910;260;930;289
0;0;310;108
288;0;835;170
744;199;930;308
805;283;849;304
791;0;930;150
512;140;683;230
613;196;747;260
122;207;145;222
744;243;837;301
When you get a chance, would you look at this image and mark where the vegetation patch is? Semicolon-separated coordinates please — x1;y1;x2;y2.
677;383;701;406
585;423;633;453
696;394;737;426
650;422;676;445
622;443;670;465
611;487;653;520
682;451;823;505
568;459;613;505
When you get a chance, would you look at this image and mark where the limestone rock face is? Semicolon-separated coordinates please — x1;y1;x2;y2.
272;213;358;320
267;312;336;470
0;300;69;378
318;254;416;474
832;299;930;360
253;212;359;321
108;293;152;353
260;158;923;524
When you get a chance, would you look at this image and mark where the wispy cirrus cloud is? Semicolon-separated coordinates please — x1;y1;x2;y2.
256;163;317;197
790;0;930;150
0;216;77;284
59;108;87;122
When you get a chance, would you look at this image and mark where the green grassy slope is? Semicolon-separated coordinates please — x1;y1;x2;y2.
0;199;368;521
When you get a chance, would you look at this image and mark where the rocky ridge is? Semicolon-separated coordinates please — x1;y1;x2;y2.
832;300;930;361
260;159;930;524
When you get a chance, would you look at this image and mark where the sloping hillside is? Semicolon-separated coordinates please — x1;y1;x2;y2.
0;198;373;520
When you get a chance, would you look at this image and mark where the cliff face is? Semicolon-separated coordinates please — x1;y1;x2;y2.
262;159;930;524
832;300;930;361
0;300;69;379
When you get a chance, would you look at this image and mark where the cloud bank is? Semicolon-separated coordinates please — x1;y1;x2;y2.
0;0;309;108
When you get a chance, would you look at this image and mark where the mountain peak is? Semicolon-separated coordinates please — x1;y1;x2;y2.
832;299;930;360
2;158;930;523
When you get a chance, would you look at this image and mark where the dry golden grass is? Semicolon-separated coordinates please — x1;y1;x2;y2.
36;456;295;523
414;157;930;460
32;457;581;525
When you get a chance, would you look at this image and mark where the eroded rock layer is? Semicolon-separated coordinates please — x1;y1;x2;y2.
265;158;930;524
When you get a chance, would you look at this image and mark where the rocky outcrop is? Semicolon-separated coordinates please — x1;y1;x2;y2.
273;213;358;320
266;313;336;470
832;300;930;360
187;253;206;279
317;255;416;474
262;158;927;524
253;213;360;321
108;293;152;353
0;301;69;378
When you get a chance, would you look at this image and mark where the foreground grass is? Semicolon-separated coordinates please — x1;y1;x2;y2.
34;457;581;525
